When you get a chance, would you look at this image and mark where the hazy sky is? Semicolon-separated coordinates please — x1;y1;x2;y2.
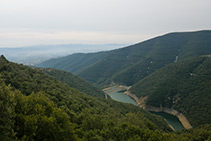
0;0;210;47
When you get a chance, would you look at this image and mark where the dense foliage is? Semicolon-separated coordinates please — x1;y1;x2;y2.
130;56;211;127
1;55;211;140
0;56;175;140
40;68;105;98
0;79;16;140
175;124;211;140
1;80;211;140
37;51;111;74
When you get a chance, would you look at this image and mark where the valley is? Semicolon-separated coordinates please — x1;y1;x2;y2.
1;0;211;139
37;30;211;128
1;30;211;140
1;44;124;66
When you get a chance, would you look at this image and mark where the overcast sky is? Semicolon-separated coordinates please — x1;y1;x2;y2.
0;0;210;47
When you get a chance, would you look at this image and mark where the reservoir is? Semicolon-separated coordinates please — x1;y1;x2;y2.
109;91;137;105
151;112;185;131
105;87;184;131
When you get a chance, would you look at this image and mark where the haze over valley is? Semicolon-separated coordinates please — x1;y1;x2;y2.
0;44;125;65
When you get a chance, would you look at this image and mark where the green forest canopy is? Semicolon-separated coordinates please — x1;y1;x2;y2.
130;56;211;127
1;55;211;140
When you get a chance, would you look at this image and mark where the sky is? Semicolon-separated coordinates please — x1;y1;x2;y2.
0;0;210;47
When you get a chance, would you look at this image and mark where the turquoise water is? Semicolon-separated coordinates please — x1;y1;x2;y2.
109;92;137;105
151;112;185;131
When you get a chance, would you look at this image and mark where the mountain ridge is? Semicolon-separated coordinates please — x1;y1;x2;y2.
130;55;211;127
78;30;211;86
37;30;211;87
37;51;112;74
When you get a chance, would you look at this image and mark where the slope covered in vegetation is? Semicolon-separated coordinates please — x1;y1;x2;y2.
37;51;112;74
130;56;211;127
0;55;175;140
36;31;211;87
78;30;211;86
40;68;105;98
1;77;211;140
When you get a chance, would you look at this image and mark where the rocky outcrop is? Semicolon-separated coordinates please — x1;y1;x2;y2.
124;91;147;107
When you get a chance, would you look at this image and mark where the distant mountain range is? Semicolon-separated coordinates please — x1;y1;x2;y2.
0;44;125;65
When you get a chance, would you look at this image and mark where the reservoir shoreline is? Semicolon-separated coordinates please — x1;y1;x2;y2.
104;85;192;130
144;105;192;130
124;89;192;130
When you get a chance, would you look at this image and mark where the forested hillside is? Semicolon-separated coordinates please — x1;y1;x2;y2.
0;55;174;140
2;80;211;141
78;30;211;86
37;31;211;87
40;68;105;98
1;55;211;140
130;56;211;127
37;51;112;74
